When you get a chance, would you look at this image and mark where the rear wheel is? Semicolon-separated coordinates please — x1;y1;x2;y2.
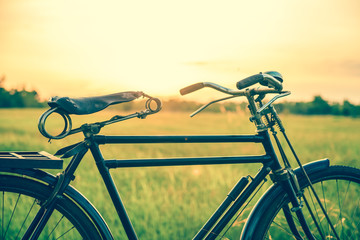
0;174;103;239
253;166;360;239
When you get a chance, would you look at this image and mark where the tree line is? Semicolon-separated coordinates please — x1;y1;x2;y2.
0;76;359;117
115;96;360;117
275;96;360;117
0;76;46;108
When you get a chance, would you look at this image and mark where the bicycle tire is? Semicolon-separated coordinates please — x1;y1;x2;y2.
0;174;103;240
250;165;360;239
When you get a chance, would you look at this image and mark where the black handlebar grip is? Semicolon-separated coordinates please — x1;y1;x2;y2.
180;83;205;95
236;74;267;90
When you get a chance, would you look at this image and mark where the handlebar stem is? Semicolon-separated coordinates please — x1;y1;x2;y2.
245;90;267;132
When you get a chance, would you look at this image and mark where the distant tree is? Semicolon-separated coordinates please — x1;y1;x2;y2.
342;100;353;116
223;102;237;112
0;76;45;108
341;100;360;117
331;103;342;116
0;75;12;107
274;97;359;117
307;96;332;115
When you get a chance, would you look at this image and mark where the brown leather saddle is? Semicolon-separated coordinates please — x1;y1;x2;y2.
48;91;144;115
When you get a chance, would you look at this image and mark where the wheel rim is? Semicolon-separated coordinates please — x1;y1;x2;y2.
264;176;360;239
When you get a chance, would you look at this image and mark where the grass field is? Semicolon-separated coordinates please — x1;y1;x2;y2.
0;108;359;239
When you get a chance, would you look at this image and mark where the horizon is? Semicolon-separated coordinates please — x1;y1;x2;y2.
1;76;359;106
1;1;359;103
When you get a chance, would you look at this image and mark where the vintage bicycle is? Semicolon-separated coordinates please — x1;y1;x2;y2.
0;71;359;239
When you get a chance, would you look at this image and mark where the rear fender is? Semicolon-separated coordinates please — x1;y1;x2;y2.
240;159;330;240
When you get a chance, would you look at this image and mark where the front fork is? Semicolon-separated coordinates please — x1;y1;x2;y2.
271;168;319;240
255;100;331;240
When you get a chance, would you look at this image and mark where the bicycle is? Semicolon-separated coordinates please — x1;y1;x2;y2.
0;71;359;239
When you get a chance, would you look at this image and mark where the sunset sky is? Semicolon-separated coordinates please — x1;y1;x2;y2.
0;0;359;103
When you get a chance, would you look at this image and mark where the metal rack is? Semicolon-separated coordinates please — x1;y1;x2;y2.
0;151;63;169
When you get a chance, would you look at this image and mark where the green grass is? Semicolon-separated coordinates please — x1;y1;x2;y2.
0;109;359;239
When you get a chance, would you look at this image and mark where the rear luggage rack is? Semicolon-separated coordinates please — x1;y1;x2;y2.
0;151;63;169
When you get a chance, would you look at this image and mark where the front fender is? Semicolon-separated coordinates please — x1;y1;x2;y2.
240;159;330;240
0;168;113;240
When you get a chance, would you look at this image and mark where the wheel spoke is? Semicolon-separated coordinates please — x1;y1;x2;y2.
15;199;37;240
3;193;21;239
339;180;351;239
269;219;304;240
304;187;325;239
335;180;343;238
48;215;65;238
320;181;330;237
55;226;75;240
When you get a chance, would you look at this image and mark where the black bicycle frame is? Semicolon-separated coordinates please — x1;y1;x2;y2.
86;130;282;240
26;84;337;239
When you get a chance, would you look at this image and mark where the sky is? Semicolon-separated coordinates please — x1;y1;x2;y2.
0;0;359;103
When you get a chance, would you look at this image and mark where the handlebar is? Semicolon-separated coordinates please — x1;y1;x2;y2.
180;71;289;118
180;82;284;98
180;71;284;96
180;82;243;96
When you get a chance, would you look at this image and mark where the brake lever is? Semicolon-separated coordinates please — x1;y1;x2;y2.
256;91;291;114
190;95;237;117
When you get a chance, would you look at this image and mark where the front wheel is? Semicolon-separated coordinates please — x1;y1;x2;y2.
250;165;360;240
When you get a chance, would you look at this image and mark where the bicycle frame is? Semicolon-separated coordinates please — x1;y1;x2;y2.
20;82;335;239
81;129;282;240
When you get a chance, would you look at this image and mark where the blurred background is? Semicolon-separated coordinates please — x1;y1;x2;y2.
0;0;359;103
1;1;360;239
